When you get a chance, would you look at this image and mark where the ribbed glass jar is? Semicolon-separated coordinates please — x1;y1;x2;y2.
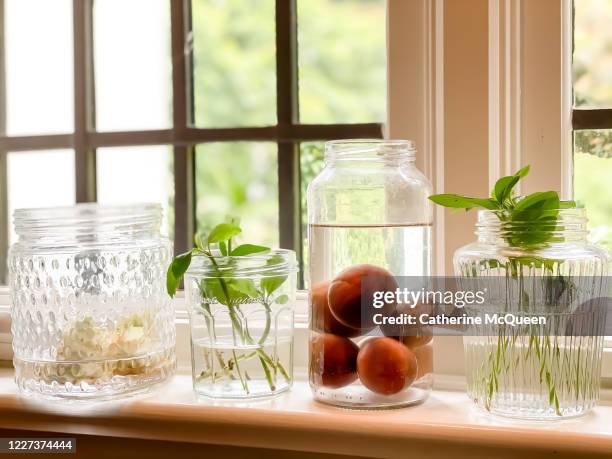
9;204;176;399
455;208;610;419
307;139;433;409
184;249;297;399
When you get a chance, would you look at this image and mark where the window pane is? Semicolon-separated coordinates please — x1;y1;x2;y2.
96;146;174;237
195;143;278;247
5;0;73;135
573;0;612;108
191;0;276;127
7;150;75;243
297;0;387;124
574;130;612;250
299;142;325;287
93;0;172;131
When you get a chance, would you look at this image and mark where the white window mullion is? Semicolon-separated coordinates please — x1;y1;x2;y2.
488;0;523;190
387;0;445;276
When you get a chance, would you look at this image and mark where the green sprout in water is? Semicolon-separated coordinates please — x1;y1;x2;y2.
430;166;587;416
166;217;290;394
429;165;576;249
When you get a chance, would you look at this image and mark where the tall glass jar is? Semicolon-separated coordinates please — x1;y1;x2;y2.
307;139;433;408
184;249;297;399
9;204;176;399
455;209;610;419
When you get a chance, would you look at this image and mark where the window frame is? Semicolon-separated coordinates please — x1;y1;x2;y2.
0;0;386;284
388;0;612;380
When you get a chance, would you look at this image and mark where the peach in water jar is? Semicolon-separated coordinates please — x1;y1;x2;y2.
307;140;433;408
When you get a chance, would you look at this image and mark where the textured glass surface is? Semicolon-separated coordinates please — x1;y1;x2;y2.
191;0;276;127
94;0;172;131
96;146;175;238
574;131;612;252
297;0;387;123
195;142;278;247
455;211;608;419
573;0;612;108
5;0;73;135
8;205;176;399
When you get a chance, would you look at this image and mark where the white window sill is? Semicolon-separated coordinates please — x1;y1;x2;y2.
0;367;611;458
2;288;612;455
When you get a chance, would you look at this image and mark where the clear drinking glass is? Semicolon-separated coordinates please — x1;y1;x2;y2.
307;140;433;408
455;209;610;419
9;204;176;399
184;249;297;399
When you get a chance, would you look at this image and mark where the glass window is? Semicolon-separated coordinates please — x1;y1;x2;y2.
191;0;277;127
96;146;175;237
573;130;612;251
195;142;278;247
573;1;612;252
5;0;74;135
573;0;612;108
297;0;387;124
7;150;75;243
93;0;172;131
0;0;387;286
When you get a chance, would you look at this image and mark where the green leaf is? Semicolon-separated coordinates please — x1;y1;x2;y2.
429;165;574;250
227;278;260;299
493;166;528;203
200;277;229;305
492;175;519;202
207;223;242;244
505;192;561;247
275;294;289;305
492;166;530;205
513;191;560;212
218;241;228;256
260;253;288;296
166;267;178;298
515;165;530;178
200;277;261;306
166;250;192;297
230;244;270;256
428;194;499;210
261;276;286;296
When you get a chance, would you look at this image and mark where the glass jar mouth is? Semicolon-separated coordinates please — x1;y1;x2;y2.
324;139;416;162
477;207;586;222
187;249;298;278
13;203;163;240
476;208;588;243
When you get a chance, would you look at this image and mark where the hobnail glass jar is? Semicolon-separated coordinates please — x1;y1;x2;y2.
9;204;176;399
185;249;297;399
307;139;433;409
455;208;610;419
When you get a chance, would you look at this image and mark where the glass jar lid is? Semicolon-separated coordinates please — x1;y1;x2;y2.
12;203;163;244
324;139;416;163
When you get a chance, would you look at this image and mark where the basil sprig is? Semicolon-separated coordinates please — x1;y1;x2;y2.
429;166;576;247
429;165;577;248
166;218;273;297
